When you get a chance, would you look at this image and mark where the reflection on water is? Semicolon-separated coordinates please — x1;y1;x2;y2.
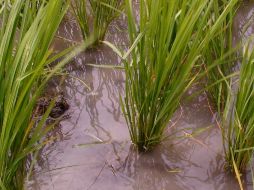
27;2;254;190
234;1;254;43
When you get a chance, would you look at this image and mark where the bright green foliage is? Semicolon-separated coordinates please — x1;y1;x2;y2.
71;0;90;40
203;0;238;114
89;0;123;44
122;0;238;151
71;0;123;44
8;0;49;24
224;44;254;172
0;0;68;189
0;0;95;188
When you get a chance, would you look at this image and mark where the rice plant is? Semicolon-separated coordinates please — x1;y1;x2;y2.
8;0;48;23
71;0;123;44
89;0;123;44
121;0;238;151
203;0;238;114
223;43;254;173
71;0;90;40
0;0;94;189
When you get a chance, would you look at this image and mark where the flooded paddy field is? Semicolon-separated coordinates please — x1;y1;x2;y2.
26;1;254;190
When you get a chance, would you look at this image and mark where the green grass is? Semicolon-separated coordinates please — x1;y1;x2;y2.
121;0;238;151
0;0;94;189
71;0;124;44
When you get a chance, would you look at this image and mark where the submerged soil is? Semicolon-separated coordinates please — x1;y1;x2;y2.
27;2;254;190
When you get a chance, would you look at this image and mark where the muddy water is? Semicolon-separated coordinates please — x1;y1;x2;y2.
233;1;254;44
27;2;254;190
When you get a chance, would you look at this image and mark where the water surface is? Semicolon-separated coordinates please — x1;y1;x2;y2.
27;2;254;190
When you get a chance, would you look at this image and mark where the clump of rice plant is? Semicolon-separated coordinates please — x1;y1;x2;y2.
0;1;67;188
223;43;254;173
8;0;49;24
0;0;93;189
71;0;123;44
203;0;238;114
121;0;238;151
71;0;90;40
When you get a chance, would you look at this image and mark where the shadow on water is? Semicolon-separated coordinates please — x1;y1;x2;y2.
27;2;254;190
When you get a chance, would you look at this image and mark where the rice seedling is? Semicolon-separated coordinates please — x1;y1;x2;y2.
71;0;124;44
121;0;238;151
0;0;94;189
71;0;90;40
203;0;239;114
89;0;123;44
8;0;48;24
0;1;67;188
223;43;254;173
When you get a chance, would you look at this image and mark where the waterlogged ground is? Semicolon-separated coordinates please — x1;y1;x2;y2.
27;2;254;190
